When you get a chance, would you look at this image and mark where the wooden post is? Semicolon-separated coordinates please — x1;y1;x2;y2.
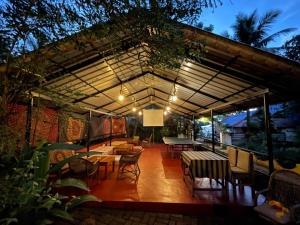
263;93;274;174
211;110;215;152
25;96;33;150
87;110;92;152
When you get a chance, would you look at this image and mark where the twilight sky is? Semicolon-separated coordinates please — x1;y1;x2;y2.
199;0;300;47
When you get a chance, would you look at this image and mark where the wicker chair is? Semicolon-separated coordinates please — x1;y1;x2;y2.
254;170;300;224
69;158;100;185
118;150;143;178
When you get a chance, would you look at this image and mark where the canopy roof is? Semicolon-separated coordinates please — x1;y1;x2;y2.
37;23;300;117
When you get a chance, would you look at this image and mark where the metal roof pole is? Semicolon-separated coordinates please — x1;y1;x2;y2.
211;110;215;152
87;110;92;152
110;116;112;146
263;93;274;174
25;96;34;151
192;114;195;141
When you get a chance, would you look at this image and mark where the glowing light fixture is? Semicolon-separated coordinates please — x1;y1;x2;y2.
164;111;168;115
170;95;177;102
138;111;142;116
166;106;171;111
118;83;124;101
170;83;177;102
132;97;137;112
118;94;124;101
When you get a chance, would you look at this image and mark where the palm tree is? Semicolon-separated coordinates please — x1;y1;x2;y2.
231;9;296;48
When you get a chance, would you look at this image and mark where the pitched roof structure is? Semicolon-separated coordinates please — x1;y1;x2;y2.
36;23;300;117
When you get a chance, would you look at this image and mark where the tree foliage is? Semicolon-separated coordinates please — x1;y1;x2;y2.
231;9;296;48
283;35;300;62
196;22;214;32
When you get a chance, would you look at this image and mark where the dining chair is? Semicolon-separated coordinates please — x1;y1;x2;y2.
229;149;255;197
227;146;237;167
141;133;152;147
69;157;100;186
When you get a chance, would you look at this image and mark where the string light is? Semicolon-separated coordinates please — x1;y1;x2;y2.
138;111;142;116
132;107;137;112
166;106;171;111
164;111;168;115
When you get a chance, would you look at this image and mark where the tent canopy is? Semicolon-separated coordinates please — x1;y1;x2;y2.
37;23;300;117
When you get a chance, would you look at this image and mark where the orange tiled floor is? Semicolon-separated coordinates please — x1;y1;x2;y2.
89;144;257;207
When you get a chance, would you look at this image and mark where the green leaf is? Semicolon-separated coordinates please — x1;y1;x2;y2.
54;178;90;191
34;149;50;180
66;195;100;210
0;218;18;225
35;140;49;150
49;208;73;222
40;197;61;210
36;219;53;225
45;143;84;151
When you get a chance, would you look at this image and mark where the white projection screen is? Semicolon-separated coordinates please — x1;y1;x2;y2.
143;109;164;127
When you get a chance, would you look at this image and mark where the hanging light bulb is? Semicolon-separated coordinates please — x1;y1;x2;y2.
170;95;177;102
118;94;124;101
170;83;177;102
118;83;124;101
164;111;168;115
138;111;142;116
132;97;137;112
166;106;171;111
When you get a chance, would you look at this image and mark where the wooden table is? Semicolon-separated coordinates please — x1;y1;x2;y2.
111;141;128;146
181;151;229;196
91;146;115;155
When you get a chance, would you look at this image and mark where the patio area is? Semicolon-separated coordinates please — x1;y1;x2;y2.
61;144;259;213
53;144;270;225
1;2;300;224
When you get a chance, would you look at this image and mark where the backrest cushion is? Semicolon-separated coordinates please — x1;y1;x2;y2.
49;150;75;170
49;150;75;163
227;146;237;167
237;150;250;172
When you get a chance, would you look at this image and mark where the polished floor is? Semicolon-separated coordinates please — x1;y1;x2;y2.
86;144;259;212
